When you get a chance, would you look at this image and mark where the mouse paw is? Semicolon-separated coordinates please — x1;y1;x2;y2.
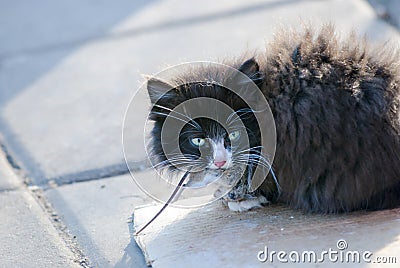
226;194;269;212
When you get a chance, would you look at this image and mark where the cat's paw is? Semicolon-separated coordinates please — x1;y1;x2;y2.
227;195;269;212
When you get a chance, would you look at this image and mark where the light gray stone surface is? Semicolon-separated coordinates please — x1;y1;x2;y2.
1;0;399;184
368;0;400;28
0;146;21;190
134;203;400;268
0;190;79;268
0;152;79;268
45;173;153;267
0;0;153;57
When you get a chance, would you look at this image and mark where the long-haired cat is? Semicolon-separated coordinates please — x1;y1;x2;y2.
146;26;400;213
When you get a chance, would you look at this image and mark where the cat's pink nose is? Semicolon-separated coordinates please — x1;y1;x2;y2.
214;161;226;168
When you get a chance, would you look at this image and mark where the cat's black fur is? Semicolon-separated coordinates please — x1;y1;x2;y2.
147;26;400;213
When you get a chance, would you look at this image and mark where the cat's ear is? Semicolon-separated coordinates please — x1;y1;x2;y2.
237;58;264;87
147;77;175;104
230;58;264;105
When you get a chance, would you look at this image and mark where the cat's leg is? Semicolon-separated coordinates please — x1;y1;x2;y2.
221;184;269;212
225;193;269;212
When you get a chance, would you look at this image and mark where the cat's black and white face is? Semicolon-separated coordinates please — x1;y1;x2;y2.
148;85;259;171
146;59;269;192
179;118;235;170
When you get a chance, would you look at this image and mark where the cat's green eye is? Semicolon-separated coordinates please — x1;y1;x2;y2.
190;137;205;147
228;130;240;141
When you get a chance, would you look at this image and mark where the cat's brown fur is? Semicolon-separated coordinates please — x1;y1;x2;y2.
148;25;400;213
256;26;400;212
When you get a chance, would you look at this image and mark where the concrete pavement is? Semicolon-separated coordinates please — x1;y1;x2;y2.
0;147;80;267
0;0;399;267
368;0;400;28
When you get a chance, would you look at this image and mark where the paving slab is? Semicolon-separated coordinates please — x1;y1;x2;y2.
0;155;79;267
0;145;21;190
368;0;400;29
45;173;154;267
1;0;399;184
0;0;155;57
0;190;81;268
134;202;400;267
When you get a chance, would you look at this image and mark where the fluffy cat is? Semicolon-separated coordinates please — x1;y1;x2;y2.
146;26;400;213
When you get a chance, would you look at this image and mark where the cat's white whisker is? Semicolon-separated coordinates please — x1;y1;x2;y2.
232;146;264;155
151;111;199;129
153;104;202;130
234;151;281;193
